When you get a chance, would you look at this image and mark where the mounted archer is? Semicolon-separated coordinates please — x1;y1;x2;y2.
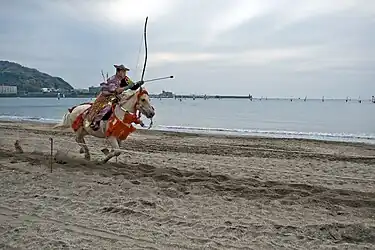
87;64;144;131
53;16;172;163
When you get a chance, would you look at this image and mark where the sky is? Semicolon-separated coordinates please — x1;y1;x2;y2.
1;0;374;98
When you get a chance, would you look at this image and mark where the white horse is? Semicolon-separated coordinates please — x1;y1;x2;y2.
53;88;155;163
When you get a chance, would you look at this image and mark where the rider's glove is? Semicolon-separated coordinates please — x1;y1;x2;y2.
130;80;144;90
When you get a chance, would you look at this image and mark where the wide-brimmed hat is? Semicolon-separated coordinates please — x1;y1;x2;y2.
114;64;130;71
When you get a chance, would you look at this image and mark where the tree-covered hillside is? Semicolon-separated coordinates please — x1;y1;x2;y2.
0;60;73;92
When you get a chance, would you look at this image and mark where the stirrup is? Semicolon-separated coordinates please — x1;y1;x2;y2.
90;122;100;131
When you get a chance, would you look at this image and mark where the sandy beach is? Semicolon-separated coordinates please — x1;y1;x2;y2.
0;120;374;249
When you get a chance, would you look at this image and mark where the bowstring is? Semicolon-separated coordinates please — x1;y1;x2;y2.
134;30;144;80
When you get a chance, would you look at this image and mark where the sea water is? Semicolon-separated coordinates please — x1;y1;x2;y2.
0;97;374;144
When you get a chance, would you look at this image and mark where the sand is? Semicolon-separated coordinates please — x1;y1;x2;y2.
0;121;374;249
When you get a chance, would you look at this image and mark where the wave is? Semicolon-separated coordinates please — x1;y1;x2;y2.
0;115;60;123
153;125;375;144
1;115;374;144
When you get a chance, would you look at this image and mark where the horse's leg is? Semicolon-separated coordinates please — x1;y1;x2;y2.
117;138;122;149
81;137;90;160
100;139;110;156
75;130;90;160
101;136;121;163
114;139;123;163
116;139;132;162
100;137;110;156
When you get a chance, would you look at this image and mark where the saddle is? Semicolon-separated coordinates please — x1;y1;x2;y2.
68;102;92;113
70;103;114;132
69;90;121;131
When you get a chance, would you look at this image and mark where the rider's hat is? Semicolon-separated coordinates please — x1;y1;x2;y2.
114;64;130;71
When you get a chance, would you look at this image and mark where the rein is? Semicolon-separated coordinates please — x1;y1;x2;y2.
119;89;149;116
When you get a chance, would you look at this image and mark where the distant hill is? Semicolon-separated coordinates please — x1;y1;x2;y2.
0;60;73;92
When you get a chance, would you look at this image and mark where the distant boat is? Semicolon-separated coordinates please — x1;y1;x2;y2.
304;96;307;102
322;96;325;102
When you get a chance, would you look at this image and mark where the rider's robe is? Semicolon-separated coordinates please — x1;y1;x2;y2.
87;75;134;124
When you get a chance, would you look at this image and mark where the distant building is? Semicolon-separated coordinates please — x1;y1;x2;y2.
0;85;17;94
41;87;57;93
89;86;101;94
76;88;89;93
158;90;174;98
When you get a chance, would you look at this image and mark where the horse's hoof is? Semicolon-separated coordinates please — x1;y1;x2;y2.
84;155;91;161
79;148;85;154
101;148;110;155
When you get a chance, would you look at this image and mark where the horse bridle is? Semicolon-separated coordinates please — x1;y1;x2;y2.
116;88;153;129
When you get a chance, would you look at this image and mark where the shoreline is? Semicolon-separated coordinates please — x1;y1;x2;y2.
0;118;374;147
1;95;374;102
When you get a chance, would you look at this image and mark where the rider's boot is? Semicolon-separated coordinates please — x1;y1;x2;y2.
90;120;100;131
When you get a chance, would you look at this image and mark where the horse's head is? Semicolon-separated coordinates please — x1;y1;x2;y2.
135;88;155;119
118;87;155;119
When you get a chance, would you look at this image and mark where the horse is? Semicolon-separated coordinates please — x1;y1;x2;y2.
53;87;155;163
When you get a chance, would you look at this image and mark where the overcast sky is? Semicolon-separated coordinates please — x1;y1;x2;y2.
1;0;374;98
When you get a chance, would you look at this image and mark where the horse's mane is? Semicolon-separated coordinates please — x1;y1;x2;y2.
119;89;137;99
118;87;148;101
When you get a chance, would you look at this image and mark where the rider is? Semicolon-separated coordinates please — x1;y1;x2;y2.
89;64;143;131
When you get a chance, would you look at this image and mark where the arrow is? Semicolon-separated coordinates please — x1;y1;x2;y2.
144;75;174;83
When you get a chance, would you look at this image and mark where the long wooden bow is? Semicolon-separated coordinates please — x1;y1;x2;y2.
140;16;148;85
139;17;153;129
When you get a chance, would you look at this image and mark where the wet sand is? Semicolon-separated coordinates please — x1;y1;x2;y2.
0;121;374;249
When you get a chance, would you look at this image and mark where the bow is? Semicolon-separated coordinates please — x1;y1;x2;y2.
140;16;148;85
140;17;153;129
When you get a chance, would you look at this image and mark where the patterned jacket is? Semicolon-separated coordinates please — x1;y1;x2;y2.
100;75;135;96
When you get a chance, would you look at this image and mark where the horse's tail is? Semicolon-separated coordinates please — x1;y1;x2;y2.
53;112;71;129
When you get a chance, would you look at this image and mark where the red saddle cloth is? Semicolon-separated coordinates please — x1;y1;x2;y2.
69;102;93;131
105;112;141;140
72;113;85;132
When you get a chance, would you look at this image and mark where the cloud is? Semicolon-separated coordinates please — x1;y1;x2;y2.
45;0;178;28
203;0;278;43
0;0;374;98
150;46;317;68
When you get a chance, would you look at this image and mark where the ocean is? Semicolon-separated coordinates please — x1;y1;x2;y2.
0;97;374;144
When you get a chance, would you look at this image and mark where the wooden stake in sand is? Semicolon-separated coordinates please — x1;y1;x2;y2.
49;137;53;173
14;140;23;153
